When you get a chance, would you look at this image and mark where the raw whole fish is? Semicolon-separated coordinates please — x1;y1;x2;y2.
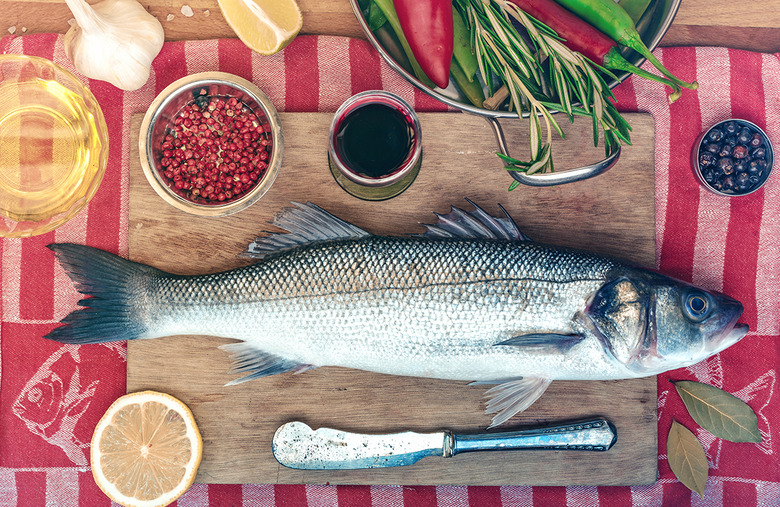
45;201;748;427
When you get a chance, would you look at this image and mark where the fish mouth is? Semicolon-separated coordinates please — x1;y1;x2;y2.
709;318;749;354
710;294;748;351
723;323;749;345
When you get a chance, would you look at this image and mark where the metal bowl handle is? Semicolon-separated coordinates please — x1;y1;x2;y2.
485;117;621;187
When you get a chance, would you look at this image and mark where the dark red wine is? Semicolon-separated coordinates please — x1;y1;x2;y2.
334;103;413;178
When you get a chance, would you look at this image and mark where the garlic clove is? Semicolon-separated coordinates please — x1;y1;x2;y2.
63;0;164;91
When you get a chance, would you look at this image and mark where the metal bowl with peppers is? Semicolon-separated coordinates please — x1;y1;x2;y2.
351;0;684;187
139;72;283;217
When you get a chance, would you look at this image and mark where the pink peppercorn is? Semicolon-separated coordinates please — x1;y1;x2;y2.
157;96;272;205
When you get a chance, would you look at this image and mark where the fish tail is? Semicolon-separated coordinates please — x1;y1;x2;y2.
46;243;160;344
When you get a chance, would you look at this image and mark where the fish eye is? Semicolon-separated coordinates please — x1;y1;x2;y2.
683;291;712;322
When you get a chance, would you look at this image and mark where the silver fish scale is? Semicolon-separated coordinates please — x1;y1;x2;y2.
143;237;627;381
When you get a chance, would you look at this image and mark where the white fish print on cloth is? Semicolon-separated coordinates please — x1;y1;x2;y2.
12;345;99;466
100;342;128;361
729;371;775;456
686;354;725;389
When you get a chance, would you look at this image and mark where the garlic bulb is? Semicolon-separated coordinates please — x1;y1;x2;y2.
63;0;164;91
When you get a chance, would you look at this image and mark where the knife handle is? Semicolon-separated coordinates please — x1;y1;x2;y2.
446;417;617;456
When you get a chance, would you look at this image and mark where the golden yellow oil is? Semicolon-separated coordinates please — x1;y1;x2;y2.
0;77;106;225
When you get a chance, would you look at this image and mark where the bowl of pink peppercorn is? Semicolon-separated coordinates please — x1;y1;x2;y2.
139;72;283;216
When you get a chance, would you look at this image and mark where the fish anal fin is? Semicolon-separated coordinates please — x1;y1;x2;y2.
483;377;552;428
497;333;585;353
219;342;313;386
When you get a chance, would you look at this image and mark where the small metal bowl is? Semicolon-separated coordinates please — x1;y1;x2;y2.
692;119;773;197
139;72;283;216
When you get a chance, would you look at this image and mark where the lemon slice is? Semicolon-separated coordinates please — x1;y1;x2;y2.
91;391;203;507
218;0;303;55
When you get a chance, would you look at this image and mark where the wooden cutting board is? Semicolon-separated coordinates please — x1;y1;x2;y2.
127;111;658;486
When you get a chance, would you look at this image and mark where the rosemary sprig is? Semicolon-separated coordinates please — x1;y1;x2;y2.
455;0;632;183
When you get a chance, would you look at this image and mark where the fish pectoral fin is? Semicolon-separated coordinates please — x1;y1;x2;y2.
482;377;553;428
219;342;312;386
496;333;585;353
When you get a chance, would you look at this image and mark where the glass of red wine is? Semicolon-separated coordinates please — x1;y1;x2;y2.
328;90;422;201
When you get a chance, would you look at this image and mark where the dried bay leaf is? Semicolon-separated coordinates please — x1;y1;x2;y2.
673;380;761;443
667;419;709;498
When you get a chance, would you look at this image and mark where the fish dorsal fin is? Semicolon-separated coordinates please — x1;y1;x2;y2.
480;377;552;428
419;199;531;241
243;202;370;259
219;342;314;385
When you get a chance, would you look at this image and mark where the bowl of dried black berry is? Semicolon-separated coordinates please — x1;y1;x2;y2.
693;119;773;196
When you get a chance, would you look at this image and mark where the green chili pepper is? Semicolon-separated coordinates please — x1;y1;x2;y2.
367;1;388;31
552;0;697;92
452;7;479;82
618;0;652;24
450;59;485;106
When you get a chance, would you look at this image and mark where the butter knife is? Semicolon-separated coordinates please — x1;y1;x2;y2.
272;418;617;470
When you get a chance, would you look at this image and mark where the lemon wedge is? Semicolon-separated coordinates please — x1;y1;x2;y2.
218;0;303;55
90;391;203;507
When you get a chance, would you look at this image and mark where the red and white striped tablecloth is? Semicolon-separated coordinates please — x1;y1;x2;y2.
1;33;778;506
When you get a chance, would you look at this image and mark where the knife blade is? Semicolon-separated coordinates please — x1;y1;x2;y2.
272;417;617;470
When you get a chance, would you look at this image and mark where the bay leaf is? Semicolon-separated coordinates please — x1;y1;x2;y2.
673;380;761;443
667;419;709;498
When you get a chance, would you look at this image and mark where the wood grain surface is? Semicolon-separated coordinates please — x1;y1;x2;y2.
2;0;780;53
127;111;658;485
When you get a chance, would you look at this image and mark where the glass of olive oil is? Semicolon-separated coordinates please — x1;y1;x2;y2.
0;55;109;238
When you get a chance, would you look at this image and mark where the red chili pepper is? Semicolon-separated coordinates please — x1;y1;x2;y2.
552;0;696;92
392;0;454;89
510;0;609;62
507;0;688;96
